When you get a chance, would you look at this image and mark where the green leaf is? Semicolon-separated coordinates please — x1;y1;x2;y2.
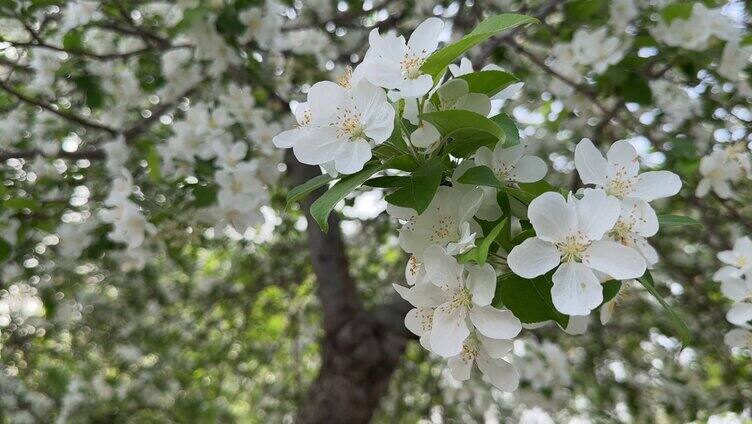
421;110;505;157
170;7;212;35
602;280;622;304
363;175;409;188
457;70;519;97
286;173;333;207
495;273;569;327
504;187;536;205
382;154;419;172
457;165;503;189
742;35;752;47
618;73;652;105
4;198;36;210
564;0;605;22
475;218;507;264
192;185;217;208
658;214;703;229
62;30;84;51
420;14;538;79
510;228;535;246
660;2;695;23
384;157;443;214
311;164;382;232
489;113;519;147
0;239;11;262
146;145;162;182
637;271;692;345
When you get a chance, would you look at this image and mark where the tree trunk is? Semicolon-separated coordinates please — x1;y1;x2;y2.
287;157;413;423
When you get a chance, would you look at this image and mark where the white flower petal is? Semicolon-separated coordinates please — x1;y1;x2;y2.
606;140;639;177
476;354;519;392
632;171;682;201
479;335;513;358
392;282;444;308
430;304;470;357
528;192;577;242
407;17;444;56
727;302;752;328
724;328;752;348
574;138;608;186
466;263;497;307
469;305;522;339
720;277;751;302
510;155;547;183
292;126;343;165
447;354;473;381
507;237;560;278
423;245;463;289
410;123;441;148
576;189;620;241
334;139;372;174
583;240;646;280
551;262;603;316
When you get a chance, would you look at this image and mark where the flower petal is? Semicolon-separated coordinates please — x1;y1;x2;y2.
447;353;473;381
510;155;547;183
606;140;639;177
575;138;608;186
576;188;620;241
551;262;603;316
727;302;752;328
334;139;372;174
632;171;682;201
430;304;470;357
292;126;343;165
392;282;444;308
583;240;646;280
507;237;560;278
407;17;444;56
469;305;522;339
466;263;496;307
528;192;577;242
476;354;519;392
479;335;513;358
423;245;463;289
724;328;752;348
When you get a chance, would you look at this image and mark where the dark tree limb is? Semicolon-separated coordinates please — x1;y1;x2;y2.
286;153;413;424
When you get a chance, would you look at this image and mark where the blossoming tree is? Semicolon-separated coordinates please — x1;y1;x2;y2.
0;0;751;422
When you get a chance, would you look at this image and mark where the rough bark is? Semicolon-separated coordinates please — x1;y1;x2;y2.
287;156;413;424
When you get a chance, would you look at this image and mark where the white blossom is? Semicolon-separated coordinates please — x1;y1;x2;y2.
507;190;646;316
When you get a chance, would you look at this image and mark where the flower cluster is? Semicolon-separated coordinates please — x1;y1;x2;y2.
508;138;681;316
696;144;751;199
651;3;740;52
714;236;752;351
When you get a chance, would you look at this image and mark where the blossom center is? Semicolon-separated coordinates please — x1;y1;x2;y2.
605;177;634;198
609;219;634;245
556;234;589;262
430;215;455;243
337;109;366;140
446;287;473;312
401;53;425;80
459;335;480;362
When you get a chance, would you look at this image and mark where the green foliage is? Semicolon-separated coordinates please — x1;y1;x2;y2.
660;2;695;23
658;214;703;228
384;157;443;214
637;271;693;345
310;163;382;232
490;113;520;146
495;272;569;327
421;110;505;157
286;173;333;207
457;70;519;97
420;14;538;79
